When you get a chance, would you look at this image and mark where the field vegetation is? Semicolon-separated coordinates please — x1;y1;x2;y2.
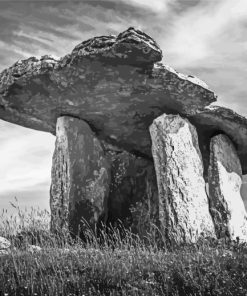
0;202;247;296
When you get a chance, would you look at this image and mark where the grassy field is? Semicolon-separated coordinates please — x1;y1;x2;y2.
1;204;247;296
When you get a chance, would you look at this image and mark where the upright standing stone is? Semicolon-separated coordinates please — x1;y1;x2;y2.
208;134;247;241
50;116;111;237
150;114;215;244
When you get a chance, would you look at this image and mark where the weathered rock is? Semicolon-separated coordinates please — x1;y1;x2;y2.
50;116;111;237
0;236;11;249
0;27;216;164
150;114;215;244
103;143;158;237
190;105;247;176
208;134;247;241
70;27;162;65
27;245;42;253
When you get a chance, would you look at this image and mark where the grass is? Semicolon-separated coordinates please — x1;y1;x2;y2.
1;203;247;295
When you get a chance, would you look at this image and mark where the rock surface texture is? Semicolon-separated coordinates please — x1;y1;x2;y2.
189;105;247;176
208;134;247;241
150;114;215;244
50;116;111;237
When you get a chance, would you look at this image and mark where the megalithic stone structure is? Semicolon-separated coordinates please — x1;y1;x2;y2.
2;27;247;245
150;114;216;244
50;116;111;237
208;134;247;241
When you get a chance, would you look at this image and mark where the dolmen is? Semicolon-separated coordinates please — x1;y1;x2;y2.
1;27;247;244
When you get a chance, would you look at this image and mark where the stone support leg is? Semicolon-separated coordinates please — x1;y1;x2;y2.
208;134;247;241
50;116;111;237
149;114;215;244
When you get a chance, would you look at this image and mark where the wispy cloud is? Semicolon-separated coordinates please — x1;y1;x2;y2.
0;121;54;210
163;0;247;66
159;0;247;115
0;1;142;69
126;0;173;13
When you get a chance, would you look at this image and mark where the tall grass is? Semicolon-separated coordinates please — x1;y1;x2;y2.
1;203;247;296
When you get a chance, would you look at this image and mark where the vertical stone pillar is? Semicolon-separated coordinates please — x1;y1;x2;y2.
208;134;247;241
50;116;111;237
149;114;215;244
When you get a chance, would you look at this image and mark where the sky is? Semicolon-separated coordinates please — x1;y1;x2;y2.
0;0;247;212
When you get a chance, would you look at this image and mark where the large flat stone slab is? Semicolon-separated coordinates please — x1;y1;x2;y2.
150;114;215;244
2;28;247;173
0;27;215;157
208;134;247;241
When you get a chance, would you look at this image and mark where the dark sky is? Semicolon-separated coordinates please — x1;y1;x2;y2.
0;0;246;211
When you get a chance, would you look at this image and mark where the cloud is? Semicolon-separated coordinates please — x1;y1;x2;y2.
0;121;55;204
0;1;154;70
126;0;173;13
154;0;247;116
162;0;247;63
